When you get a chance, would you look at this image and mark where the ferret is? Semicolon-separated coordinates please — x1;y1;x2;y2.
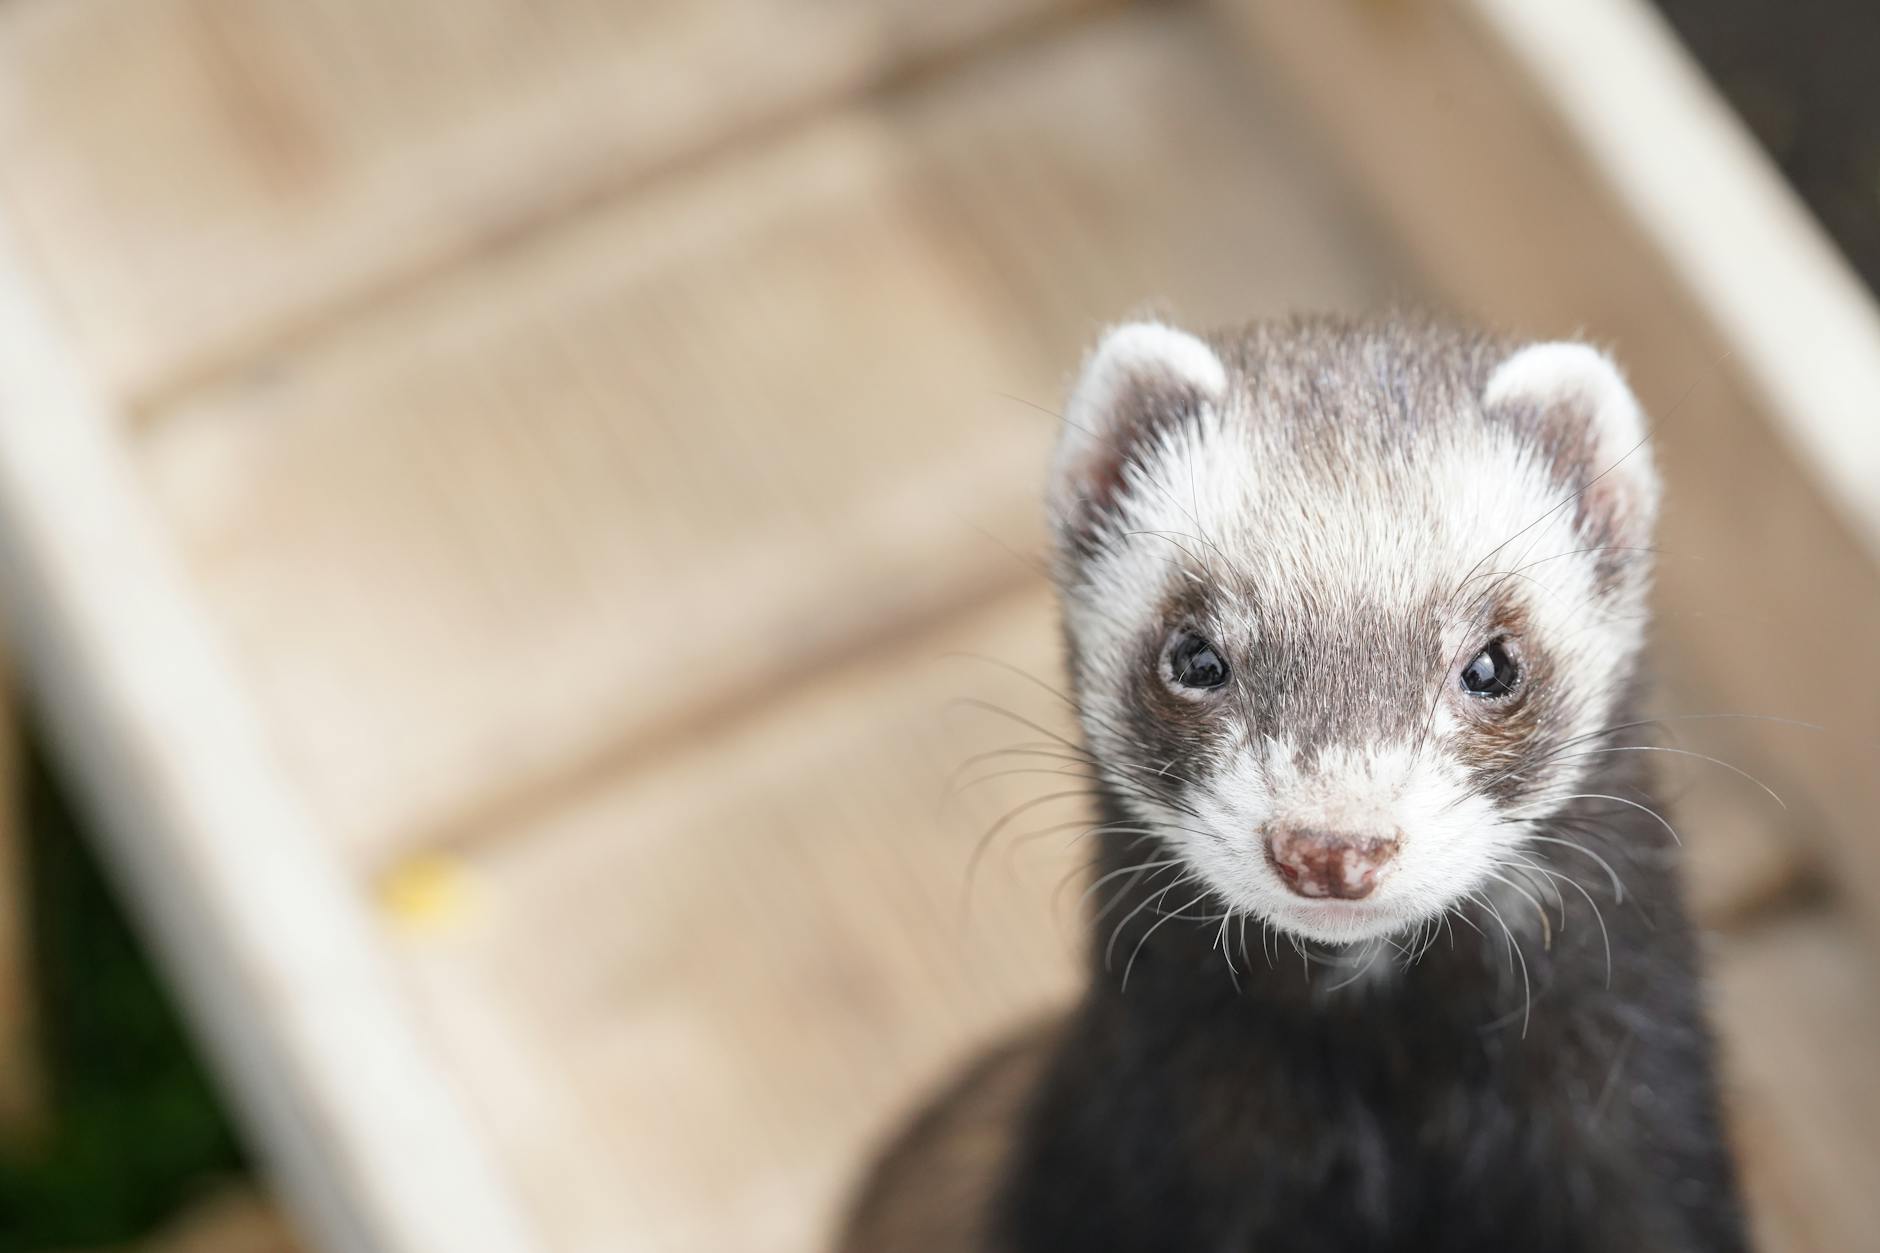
839;315;1748;1251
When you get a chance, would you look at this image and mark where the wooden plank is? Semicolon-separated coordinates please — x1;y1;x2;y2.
1221;0;1880;945
135;5;1407;871
1713;911;1880;1253
388;588;1086;1253
0;0;1092;405
0;220;536;1253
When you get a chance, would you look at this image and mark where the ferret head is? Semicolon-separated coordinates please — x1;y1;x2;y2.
1050;316;1658;946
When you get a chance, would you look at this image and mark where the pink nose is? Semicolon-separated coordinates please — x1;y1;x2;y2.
1265;826;1400;900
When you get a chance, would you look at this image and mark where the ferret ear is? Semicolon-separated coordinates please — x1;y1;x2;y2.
1483;341;1660;544
1050;321;1227;544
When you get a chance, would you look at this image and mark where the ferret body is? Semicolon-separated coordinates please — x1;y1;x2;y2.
841;316;1746;1252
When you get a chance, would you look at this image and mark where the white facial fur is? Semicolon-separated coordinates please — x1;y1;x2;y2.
1052;319;1658;946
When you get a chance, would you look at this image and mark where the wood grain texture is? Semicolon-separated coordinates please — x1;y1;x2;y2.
388;590;1087;1253
0;0;1092;403
135;6;1405;870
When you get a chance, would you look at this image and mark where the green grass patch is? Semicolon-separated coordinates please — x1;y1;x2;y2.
0;730;248;1251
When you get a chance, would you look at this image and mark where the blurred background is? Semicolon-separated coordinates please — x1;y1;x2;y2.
0;0;1875;1250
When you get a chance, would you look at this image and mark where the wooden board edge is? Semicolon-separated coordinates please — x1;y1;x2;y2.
1468;0;1880;565
0;224;542;1253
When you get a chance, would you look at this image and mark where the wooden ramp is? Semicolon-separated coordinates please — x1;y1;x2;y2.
0;1;1876;1250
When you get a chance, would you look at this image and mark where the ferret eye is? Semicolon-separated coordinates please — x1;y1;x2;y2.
1166;631;1229;691
1460;639;1521;698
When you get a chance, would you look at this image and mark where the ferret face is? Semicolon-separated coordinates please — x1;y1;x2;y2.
1050;318;1659;946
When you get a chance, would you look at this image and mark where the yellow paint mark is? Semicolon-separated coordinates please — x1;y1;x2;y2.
379;852;478;933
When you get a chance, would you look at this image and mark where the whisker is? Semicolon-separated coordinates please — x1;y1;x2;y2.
1551;744;1786;810
962;789;1111;909
1323;941;1385;992
1123;891;1210;992
1203;907;1243;995
949;699;1205;816
1472;889;1532;1039
1017;817;1153;852
1078;857;1185;911
1046;831;1165;919
1105;875;1188;972
946;652;1158;769
1511;855;1612;986
1516;793;1682;847
943;742;1095;792
1517;826;1638;906
1484;868;1553;950
947;764;1198;827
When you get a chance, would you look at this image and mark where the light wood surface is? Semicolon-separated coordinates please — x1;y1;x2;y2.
135;7;1404;871
0;0;1870;1250
394;590;1086;1253
0;0;1094;405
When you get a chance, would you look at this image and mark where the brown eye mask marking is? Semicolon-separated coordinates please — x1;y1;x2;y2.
1118;589;1238;798
1452;614;1555;806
